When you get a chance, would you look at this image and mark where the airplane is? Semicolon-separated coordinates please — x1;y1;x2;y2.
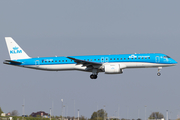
4;37;177;79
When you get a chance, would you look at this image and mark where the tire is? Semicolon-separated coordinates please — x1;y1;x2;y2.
157;72;161;76
90;74;94;79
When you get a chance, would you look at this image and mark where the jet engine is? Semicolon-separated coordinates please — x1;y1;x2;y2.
104;64;124;74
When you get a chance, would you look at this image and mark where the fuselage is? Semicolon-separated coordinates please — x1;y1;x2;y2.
4;37;178;79
4;53;177;72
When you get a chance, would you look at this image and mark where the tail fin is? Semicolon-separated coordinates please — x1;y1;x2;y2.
5;37;30;60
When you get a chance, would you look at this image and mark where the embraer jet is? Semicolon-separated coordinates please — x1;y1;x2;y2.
4;37;177;79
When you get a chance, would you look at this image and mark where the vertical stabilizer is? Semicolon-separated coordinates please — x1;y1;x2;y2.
5;37;30;60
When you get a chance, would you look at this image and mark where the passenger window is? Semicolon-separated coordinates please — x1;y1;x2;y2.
45;61;47;63
128;58;129;60
52;61;53;62
121;58;122;60
142;57;143;59
135;58;137;59
49;61;50;62
62;60;64;62
114;58;115;60
42;60;43;63
138;57;140;59
66;60;67;62
124;58;126;60
91;59;92;61
110;58;112;60
145;57;147;59
132;58;133;59
117;58;119;60
98;59;100;61
87;59;89;61
59;60;61;62
149;57;150;59
94;59;96;61
55;60;57;62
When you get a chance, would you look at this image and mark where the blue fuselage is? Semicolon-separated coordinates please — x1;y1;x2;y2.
4;37;178;79
7;53;177;67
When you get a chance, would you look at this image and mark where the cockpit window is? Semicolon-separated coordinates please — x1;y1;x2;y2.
163;56;171;58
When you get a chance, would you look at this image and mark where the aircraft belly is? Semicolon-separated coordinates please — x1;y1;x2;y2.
25;64;87;71
125;62;174;68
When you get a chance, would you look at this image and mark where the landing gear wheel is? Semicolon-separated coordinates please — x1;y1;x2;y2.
90;74;98;79
90;74;94;79
157;72;161;76
94;75;97;79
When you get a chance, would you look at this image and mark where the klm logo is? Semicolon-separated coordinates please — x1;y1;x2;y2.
129;55;137;58
10;47;22;54
111;67;115;69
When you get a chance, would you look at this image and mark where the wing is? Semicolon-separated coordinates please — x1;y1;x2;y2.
67;56;102;66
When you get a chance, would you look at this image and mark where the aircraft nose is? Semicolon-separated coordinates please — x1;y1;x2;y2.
172;59;178;64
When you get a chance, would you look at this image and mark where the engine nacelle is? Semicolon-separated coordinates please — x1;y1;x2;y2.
104;64;123;74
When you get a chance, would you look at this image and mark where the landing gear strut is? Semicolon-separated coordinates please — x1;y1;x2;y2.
157;67;162;76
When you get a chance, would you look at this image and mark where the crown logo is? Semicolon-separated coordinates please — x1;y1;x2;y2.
129;54;137;58
13;47;19;50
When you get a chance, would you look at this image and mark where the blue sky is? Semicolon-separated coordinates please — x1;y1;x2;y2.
0;0;180;119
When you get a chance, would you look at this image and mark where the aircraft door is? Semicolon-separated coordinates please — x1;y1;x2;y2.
155;56;160;63
35;60;40;67
105;57;109;63
101;57;104;63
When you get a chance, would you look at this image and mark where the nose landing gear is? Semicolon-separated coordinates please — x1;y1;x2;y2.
157;72;161;76
157;67;162;76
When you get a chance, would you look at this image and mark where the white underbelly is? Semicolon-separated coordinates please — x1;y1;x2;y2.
25;64;87;71
125;62;174;68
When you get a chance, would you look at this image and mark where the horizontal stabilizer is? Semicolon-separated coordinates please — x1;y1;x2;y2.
4;59;22;64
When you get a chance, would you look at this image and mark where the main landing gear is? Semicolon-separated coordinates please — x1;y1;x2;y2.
90;68;98;79
90;74;98;79
157;67;162;76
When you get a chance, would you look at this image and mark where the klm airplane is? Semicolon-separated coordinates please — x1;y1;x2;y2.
4;37;177;79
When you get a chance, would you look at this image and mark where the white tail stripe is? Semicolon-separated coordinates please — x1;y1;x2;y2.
5;37;30;60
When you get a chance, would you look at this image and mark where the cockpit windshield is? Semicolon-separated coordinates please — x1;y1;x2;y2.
163;56;171;58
